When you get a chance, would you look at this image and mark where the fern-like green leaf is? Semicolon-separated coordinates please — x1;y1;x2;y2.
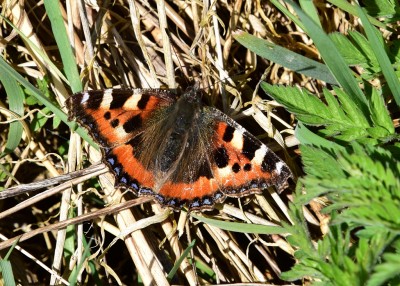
333;87;370;127
368;81;396;134
368;250;400;286
261;83;378;143
262;82;395;143
262;83;346;126
299;143;400;231
330;31;382;80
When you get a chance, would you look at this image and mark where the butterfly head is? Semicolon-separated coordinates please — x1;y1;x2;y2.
181;82;203;104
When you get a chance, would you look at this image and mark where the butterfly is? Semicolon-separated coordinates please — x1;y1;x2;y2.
66;86;291;212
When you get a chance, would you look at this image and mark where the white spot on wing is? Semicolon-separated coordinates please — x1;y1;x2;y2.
231;129;244;149
114;125;129;139
100;89;114;109
275;161;284;175
252;144;268;165
124;93;142;109
81;92;90;104
217;165;232;178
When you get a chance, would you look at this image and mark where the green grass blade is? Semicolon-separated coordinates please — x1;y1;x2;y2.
234;31;337;85
43;0;82;93
270;0;306;31
328;0;391;30
69;238;93;286
0;74;24;157
0;16;69;85
167;240;196;280
285;0;370;119
0;57;96;148
0;236;20;286
299;0;321;27
0;260;16;286
357;6;400;107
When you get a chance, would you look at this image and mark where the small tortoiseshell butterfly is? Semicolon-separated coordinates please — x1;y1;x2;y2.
66;86;291;211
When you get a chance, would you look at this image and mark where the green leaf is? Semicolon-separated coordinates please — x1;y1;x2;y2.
360;0;399;19
261;83;336;125
368;252;400;286
295;123;345;150
330;31;383;80
357;6;400;107
233;31;337;84
301;143;400;231
167;240;196;280
295;145;347;203
282;202;320;260
282;216;377;285
366;126;390;139
0;260;16;286
348;31;380;70
333;86;369;126
330;32;370;66
301;145;346;181
0;73;24;157
327;0;392;28
367;87;395;133
43;0;82;93
0;57;97;148
285;0;370;119
322;89;347;122
334;126;369;142
262;83;378;142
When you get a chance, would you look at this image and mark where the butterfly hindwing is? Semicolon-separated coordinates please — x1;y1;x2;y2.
208;109;291;194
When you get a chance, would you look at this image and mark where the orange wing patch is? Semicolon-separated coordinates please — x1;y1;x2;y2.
103;143;155;190
158;177;219;200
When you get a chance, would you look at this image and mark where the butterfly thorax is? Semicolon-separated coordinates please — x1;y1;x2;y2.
158;91;201;169
137;88;210;188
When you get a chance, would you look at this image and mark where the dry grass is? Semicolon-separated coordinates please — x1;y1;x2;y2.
0;0;361;285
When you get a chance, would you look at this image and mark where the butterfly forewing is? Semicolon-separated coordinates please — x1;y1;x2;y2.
67;89;176;147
